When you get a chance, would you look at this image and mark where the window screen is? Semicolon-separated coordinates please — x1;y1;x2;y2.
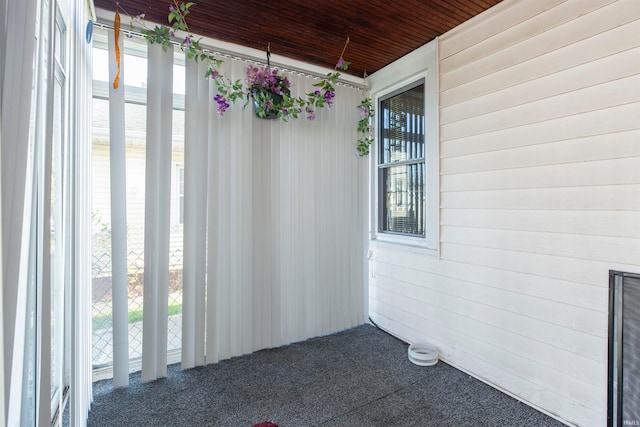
378;82;425;236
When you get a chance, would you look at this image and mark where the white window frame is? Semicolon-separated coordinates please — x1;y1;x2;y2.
377;80;427;239
368;40;439;255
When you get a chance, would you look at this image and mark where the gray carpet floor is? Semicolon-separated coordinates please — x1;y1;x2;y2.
87;324;565;426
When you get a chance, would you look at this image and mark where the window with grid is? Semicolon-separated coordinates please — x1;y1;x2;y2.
378;81;425;237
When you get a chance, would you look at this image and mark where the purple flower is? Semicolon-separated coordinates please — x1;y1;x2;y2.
169;4;175;11
323;90;335;108
214;94;229;117
185;36;192;47
306;107;316;121
337;58;345;68
169;30;175;37
210;70;219;79
246;65;291;95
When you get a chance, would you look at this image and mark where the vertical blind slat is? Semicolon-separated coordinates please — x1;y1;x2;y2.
141;42;173;382
182;57;209;369
107;29;129;388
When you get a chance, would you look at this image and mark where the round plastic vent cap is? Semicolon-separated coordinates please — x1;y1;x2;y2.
408;342;438;366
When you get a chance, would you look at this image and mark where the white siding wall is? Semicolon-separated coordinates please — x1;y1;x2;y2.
92;140;185;274
368;0;640;425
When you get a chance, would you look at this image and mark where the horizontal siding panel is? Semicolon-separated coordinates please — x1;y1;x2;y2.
369;295;604;417
440;242;639;287
441;47;640;125
440;184;640;211
371;244;607;311
440;0;613;74
441;0;639;91
439;0;565;60
441;208;640;239
441;75;640;141
368;309;603;427
441;18;640;107
441;130;640;173
370;295;605;396
441;157;640;191
440;226;640;266
373;262;607;339
441;102;640;157
371;280;606;383
372;287;606;388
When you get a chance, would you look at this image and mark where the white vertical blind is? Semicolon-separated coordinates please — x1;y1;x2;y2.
104;33;368;380
141;42;173;382
181;59;209;368
107;28;129;388
251;115;278;350
204;91;221;362
199;61;368;363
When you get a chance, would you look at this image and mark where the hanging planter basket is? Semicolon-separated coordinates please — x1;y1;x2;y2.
253;100;279;119
252;89;286;120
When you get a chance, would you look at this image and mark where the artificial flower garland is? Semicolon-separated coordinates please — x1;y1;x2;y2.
121;1;374;155
357;97;374;156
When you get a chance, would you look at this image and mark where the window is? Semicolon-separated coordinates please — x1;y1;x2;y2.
50;5;70;420
378;81;425;237
91;28;185;376
370;37;438;252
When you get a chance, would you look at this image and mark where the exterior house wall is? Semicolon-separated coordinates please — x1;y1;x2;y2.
368;0;640;425
91;100;185;277
92;141;185;268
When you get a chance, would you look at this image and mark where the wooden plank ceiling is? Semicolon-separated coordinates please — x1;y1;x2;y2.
95;0;502;78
